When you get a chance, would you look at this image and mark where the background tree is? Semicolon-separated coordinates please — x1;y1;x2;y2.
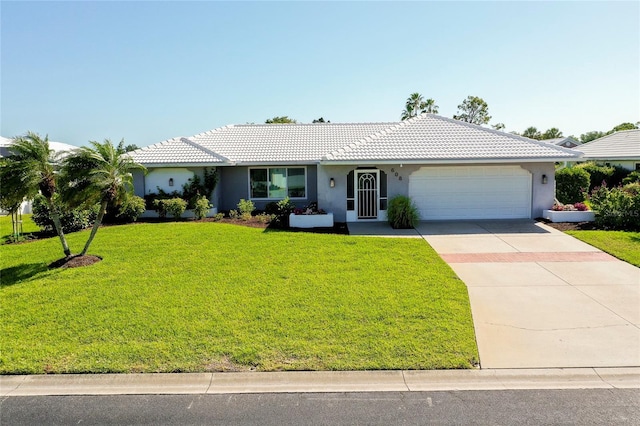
401;92;438;120
265;116;297;124
610;122;638;132
580;130;606;143
542;128;563;140
453;96;491;125
116;139;139;153
0;132;71;256
491;123;505;131
522;127;542;140
60;140;146;256
312;117;330;123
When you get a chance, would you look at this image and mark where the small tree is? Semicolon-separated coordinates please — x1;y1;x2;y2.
453;96;491;125
0;132;71;256
60;139;147;256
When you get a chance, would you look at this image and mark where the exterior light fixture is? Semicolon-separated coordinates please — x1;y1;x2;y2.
542;174;548;184
169;178;174;187
329;178;335;188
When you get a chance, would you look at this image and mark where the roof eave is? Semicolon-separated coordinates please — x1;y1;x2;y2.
320;157;581;166
137;162;232;168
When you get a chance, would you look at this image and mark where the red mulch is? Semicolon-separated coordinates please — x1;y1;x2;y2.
49;255;102;269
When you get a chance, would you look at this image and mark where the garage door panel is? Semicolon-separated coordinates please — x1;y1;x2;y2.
409;166;532;220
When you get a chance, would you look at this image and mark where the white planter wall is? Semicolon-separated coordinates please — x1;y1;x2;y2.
542;210;595;223
289;213;334;228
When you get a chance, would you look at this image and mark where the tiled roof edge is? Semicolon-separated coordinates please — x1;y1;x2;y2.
179;137;232;164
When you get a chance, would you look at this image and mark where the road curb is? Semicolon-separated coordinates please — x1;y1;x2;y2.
2;368;638;396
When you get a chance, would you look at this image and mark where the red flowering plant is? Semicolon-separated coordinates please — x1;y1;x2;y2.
293;202;327;215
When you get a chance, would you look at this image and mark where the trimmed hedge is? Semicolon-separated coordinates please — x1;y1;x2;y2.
555;167;590;204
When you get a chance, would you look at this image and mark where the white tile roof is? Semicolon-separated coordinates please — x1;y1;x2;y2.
129;137;227;165
574;130;640;160
324;115;580;162
189;123;397;163
129;114;581;166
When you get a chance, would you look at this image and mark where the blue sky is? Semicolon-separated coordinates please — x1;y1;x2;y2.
2;1;638;147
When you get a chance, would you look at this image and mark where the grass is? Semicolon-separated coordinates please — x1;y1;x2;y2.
566;230;640;267
0;221;478;374
0;214;40;241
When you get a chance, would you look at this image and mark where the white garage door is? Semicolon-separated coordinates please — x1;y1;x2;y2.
408;166;532;220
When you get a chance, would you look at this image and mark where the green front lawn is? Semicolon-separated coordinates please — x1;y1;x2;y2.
566;230;640;267
0;222;478;374
0;214;40;240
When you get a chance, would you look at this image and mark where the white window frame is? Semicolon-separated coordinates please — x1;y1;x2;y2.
248;166;308;200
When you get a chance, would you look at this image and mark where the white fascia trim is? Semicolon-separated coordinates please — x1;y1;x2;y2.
320;157;581;166
234;161;320;166
140;162;234;168
579;156;640;161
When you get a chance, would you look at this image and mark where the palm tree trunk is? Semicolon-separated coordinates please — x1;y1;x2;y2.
47;200;71;257
81;200;107;256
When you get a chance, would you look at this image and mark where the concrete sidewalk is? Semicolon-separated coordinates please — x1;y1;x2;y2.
2;368;638;396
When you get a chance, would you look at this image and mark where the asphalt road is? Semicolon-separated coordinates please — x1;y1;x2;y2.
2;389;638;425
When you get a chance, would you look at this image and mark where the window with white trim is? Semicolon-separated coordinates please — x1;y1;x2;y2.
249;167;306;199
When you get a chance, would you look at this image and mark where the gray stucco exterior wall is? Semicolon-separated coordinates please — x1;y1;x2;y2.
318;162;556;222
219;165;318;211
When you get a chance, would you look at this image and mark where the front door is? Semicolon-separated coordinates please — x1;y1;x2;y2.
356;170;378;219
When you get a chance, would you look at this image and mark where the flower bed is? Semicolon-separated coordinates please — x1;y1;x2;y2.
140;207;218;219
289;212;334;228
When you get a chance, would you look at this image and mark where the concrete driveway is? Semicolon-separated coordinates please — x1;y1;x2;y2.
416;220;640;369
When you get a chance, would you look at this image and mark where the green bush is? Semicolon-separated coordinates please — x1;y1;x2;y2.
192;196;212;220
104;195;145;224
268;197;295;229
237;199;255;220
622;170;640;185
32;194;96;233
575;162;630;190
587;183;640;231
387;195;419;229
154;198;187;219
182;168;219;209
556;167;590;204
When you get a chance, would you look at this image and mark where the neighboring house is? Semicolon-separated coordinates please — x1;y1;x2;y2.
573;129;640;171
129;114;580;222
544;136;581;148
0;136;78;214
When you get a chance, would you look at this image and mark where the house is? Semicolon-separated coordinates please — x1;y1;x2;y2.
544;136;581;148
0;136;78;214
573;129;640;171
129;114;580;222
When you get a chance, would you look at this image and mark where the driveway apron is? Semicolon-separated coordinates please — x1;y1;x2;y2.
416;220;640;369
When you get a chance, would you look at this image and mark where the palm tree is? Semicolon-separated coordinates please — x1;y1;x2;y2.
542;128;563;140
60;139;146;256
0;132;71;256
522;126;542;140
401;93;439;120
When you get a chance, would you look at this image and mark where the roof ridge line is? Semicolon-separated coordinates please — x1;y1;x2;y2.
180;137;232;164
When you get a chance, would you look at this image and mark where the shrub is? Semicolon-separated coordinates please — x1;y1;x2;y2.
575;162;630;190
387;195;419;229
192;196;212;220
182;168;219;209
229;209;239;220
104;195;145;224
237;199;255;220
32;194;96;233
622;170;640;185
212;213;224;221
154;198;187;219
555;167;590;204
269;197;296;229
587;183;640;231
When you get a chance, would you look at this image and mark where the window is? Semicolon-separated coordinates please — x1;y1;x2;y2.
635;163;640;171
250;167;306;199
